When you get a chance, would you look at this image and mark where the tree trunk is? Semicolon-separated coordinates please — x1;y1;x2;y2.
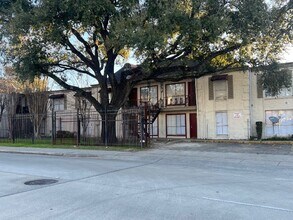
100;110;118;145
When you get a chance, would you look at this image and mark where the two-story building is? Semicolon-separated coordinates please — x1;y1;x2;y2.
45;62;293;141
2;62;291;142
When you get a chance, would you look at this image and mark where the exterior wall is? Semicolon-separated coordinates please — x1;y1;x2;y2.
135;80;197;139
0;111;9;138
251;65;293;138
197;63;293;140
196;71;250;139
46;89;130;139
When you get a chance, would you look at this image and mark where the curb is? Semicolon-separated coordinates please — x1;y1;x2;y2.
0;149;100;158
152;138;293;145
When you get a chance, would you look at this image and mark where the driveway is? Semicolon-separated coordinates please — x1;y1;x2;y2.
0;142;293;219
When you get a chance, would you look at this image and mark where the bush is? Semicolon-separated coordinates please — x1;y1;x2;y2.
56;130;75;138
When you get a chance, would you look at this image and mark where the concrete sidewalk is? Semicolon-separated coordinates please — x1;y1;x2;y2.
0;140;292;158
0;146;131;158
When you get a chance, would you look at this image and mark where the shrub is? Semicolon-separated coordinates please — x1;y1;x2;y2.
56;130;75;138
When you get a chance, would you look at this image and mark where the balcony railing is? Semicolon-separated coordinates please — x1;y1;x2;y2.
166;95;187;106
138;95;196;108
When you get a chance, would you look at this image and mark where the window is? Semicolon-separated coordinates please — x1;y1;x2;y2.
216;112;228;135
166;83;185;105
265;110;293;136
53;98;64;111
140;86;158;104
209;75;233;100
214;80;227;101
166;114;186;136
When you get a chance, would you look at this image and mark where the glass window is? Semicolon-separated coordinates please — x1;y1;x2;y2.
166;114;186;136
140;86;158;104
53;98;64;111
166;83;185;105
216;112;228;135
214;80;227;101
265;110;293;136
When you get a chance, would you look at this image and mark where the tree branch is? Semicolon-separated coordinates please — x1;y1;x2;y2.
61;35;97;72
71;27;101;68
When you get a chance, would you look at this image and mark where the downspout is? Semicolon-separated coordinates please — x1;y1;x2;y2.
195;79;200;138
248;70;252;139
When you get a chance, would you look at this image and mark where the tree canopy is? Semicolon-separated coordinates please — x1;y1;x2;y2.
0;0;292;109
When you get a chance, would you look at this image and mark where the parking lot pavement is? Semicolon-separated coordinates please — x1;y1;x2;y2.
152;140;293;155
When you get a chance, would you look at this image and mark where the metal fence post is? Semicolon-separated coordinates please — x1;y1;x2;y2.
12;115;15;143
32;114;35;144
51;111;56;145
140;110;144;148
105;107;108;147
77;109;80;146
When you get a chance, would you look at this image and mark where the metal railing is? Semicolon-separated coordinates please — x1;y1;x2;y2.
0;108;149;147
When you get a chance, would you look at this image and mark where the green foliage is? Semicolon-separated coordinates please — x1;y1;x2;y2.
259;62;292;97
0;0;292;107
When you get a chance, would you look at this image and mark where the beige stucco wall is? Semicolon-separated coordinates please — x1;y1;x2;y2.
197;65;293;139
250;67;293;138
196;71;251;139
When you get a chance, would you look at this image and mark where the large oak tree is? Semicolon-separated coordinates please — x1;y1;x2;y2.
1;0;292;143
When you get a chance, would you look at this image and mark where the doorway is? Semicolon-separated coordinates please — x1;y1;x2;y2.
190;113;197;138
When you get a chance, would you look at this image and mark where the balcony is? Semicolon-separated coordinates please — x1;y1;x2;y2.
138;94;196;110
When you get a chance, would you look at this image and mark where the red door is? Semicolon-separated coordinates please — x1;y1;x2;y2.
190;113;197;138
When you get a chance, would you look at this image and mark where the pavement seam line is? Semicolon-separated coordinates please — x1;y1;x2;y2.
201;196;293;213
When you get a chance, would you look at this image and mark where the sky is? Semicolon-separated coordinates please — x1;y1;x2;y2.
280;45;293;63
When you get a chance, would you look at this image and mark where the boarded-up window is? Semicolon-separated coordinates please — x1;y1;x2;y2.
214;80;227;100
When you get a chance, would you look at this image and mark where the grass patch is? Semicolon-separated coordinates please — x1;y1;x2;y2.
0;140;144;152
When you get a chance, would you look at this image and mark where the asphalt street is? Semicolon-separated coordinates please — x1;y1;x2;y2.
0;142;293;220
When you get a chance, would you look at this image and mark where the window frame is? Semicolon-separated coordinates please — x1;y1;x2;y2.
214;80;228;101
215;111;228;136
140;85;158;105
166;114;186;137
165;82;186;106
53;98;65;111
